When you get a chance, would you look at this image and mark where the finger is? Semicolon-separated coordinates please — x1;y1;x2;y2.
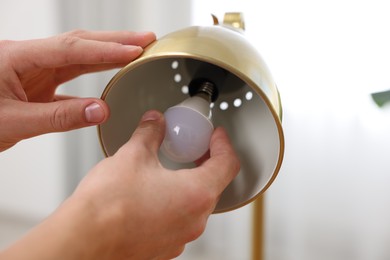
48;30;156;65
65;30;156;47
1;98;109;140
195;127;240;193
125;110;165;156
194;150;210;166
11;34;151;70
24;38;141;67
53;94;79;101
52;62;129;85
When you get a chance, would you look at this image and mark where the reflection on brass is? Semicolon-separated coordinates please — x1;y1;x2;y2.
223;12;245;30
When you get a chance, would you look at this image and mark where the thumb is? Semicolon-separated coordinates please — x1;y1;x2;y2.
3;98;109;140
118;110;165;158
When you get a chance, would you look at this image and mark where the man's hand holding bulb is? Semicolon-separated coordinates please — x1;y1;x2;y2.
0;30;240;260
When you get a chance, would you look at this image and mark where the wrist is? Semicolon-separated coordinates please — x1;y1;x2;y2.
0;195;108;260
48;195;111;260
59;191;130;260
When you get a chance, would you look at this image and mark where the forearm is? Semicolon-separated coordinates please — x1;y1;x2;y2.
0;197;102;260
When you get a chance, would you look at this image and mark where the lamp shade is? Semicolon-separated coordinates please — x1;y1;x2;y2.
98;14;284;213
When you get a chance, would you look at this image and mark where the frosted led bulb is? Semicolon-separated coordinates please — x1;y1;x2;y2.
161;80;218;163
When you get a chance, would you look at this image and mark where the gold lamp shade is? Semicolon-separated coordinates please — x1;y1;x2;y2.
98;13;284;213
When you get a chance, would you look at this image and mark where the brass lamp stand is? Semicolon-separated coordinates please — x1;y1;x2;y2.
252;196;265;260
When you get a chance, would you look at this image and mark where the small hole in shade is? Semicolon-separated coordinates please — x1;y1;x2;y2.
181;85;189;94
174;74;182;83
220;101;229;110
171;61;179;69
245;91;253;100
233;98;242;107
210;103;215;108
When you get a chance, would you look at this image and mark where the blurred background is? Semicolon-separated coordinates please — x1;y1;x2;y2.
1;0;390;259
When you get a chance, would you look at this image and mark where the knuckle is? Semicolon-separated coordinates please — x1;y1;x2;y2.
182;184;215;215
66;29;87;37
60;35;80;48
50;105;68;131
185;218;207;242
53;30;84;64
131;121;164;146
54;32;83;64
141;121;164;138
166;246;185;259
56;30;84;49
49;105;77;131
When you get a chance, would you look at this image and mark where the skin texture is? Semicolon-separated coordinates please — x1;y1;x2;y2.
0;31;240;260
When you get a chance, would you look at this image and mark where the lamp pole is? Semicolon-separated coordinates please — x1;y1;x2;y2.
252;195;264;260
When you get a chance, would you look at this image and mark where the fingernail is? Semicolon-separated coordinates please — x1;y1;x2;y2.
141;110;161;122
134;31;155;38
85;103;105;123
122;45;143;52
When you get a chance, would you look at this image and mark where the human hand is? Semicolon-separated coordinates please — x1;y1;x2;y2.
0;30;156;151
0;110;240;260
70;110;240;259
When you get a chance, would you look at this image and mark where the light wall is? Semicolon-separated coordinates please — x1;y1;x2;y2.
193;0;390;259
0;0;64;221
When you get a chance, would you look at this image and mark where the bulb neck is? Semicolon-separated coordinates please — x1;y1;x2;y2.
178;96;211;119
176;79;218;120
188;78;219;102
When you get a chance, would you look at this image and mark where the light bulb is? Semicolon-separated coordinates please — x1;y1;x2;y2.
161;80;217;163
